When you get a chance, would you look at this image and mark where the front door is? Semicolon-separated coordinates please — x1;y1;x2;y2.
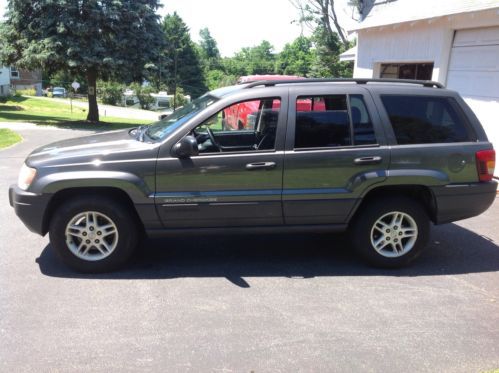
155;96;287;228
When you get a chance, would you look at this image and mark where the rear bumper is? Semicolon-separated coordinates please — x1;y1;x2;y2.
9;184;51;236
431;181;497;224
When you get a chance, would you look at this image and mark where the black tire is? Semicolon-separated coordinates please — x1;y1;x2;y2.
49;196;139;273
350;197;430;268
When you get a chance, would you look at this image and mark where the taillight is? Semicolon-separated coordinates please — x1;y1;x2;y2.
476;149;495;182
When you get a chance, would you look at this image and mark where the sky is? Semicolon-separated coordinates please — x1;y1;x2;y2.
0;0;356;57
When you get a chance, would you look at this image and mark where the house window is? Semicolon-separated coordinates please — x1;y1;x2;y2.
380;63;434;80
10;66;19;79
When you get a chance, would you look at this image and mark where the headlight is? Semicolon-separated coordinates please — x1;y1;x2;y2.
18;163;37;190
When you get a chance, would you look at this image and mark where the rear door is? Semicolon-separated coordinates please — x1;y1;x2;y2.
283;85;390;225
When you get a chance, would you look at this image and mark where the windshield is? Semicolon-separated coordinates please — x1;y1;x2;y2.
146;94;219;141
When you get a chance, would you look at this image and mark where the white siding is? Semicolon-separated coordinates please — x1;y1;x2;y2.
354;22;454;83
0;66;10;86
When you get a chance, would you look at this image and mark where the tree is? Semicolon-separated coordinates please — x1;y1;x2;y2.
289;0;354;78
0;0;164;122
289;0;349;47
276;36;314;77
198;27;221;70
160;13;206;106
309;23;353;78
227;41;277;76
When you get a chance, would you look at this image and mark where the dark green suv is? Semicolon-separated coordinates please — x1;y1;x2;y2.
9;79;497;272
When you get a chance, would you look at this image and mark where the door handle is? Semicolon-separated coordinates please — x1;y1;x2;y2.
354;156;382;165
245;162;276;170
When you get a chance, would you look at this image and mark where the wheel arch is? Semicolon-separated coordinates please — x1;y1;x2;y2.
348;185;438;225
42;187;145;236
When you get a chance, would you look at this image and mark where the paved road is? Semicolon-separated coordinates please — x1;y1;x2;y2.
30;96;160;121
1;126;498;372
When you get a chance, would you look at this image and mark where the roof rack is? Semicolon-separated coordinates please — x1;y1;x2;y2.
244;78;445;89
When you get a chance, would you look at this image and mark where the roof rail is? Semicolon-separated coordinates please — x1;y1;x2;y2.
244;78;445;89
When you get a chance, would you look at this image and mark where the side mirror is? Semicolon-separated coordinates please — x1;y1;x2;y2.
173;136;199;158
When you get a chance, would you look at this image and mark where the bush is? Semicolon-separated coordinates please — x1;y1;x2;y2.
98;81;124;106
130;83;155;110
173;88;189;109
0;96;8;103
15;88;37;97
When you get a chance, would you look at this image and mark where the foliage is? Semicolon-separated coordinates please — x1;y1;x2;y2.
157;13;207;98
43;70;87;93
219;40;277;79
174;87;188;108
276;36;314;77
98;81;124;106
130;83;155;110
309;27;353;78
287;0;354;78
0;0;164;122
15;88;37;97
289;0;349;47
199;28;221;71
0;128;22;149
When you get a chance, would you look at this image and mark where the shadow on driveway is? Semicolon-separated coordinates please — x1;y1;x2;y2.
36;222;499;286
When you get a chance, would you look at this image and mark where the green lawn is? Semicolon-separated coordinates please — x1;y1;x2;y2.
0;96;151;129
0;128;22;149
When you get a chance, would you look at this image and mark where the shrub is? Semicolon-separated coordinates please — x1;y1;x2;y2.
15;88;37;97
130;83;155;110
174;87;188;108
98;81;124;106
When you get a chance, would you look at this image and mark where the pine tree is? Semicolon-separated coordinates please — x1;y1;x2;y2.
0;0;164;122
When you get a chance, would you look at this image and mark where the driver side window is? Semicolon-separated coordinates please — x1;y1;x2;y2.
193;98;281;154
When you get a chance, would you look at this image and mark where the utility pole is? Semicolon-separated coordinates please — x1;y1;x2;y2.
173;50;178;111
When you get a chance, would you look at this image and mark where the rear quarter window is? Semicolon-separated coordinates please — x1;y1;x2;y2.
381;95;474;144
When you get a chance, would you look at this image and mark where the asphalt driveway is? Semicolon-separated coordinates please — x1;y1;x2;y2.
1;125;498;372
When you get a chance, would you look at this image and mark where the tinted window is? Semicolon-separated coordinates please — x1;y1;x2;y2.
350;95;376;145
381;95;471;144
295;95;350;148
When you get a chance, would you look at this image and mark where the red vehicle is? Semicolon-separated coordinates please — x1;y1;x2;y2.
223;75;325;130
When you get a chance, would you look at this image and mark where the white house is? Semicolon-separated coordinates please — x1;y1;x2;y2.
346;0;499;152
0;66;11;96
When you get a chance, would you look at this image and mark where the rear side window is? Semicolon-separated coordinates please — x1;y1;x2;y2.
381;95;472;144
294;94;377;149
350;95;376;145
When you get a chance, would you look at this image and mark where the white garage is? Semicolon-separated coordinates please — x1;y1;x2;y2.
350;0;499;175
447;27;499;150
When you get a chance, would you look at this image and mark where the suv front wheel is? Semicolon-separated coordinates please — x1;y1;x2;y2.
49;196;139;273
351;197;430;268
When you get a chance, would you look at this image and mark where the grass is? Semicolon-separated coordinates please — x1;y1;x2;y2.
0;96;151;130
0;128;22;149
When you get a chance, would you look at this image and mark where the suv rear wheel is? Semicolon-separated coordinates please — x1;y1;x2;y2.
49;196;139;273
351;197;430;268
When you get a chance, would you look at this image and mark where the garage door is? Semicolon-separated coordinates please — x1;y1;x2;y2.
447;27;499;172
447;27;499;100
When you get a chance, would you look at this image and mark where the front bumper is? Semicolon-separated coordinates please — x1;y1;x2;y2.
9;184;51;236
431;181;497;224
